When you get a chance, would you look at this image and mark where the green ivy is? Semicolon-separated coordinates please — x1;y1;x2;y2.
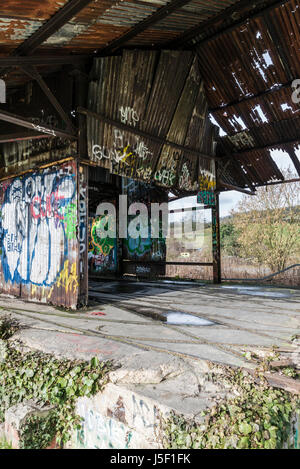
0;343;112;447
0;316;20;340
19;412;58;450
163;368;300;449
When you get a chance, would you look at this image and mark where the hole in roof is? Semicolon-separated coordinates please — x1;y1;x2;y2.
232;72;245;94
229;115;248;132
209;114;227;137
251;104;269;123
270;148;298;177
251;48;274;83
280;102;299;115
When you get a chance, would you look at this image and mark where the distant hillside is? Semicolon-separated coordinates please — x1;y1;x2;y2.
220;205;300;223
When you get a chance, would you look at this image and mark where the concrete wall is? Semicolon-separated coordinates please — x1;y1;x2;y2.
0;160;81;309
73;383;168;449
71;383;300;450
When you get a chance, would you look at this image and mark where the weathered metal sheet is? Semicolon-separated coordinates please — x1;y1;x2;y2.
78;163;88;306
0;18;42;44
87;50;216;193
0;138;77;179
1;0;299;191
0;0;69;21
127;0;238;45
0;160;80;309
0;72;77;178
195;0;300;187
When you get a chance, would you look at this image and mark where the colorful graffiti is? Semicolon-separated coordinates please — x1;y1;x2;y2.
197;190;216;206
56;260;79;294
88;214;117;276
125;213;152;258
65;203;77;239
91;216;115;256
198;170;216;191
0;163;79;307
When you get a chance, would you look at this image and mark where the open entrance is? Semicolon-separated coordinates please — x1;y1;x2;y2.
88;167;121;281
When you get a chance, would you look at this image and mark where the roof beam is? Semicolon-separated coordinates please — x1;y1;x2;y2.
256;178;300;187
12;0;94;56
78;107;217;161
209;80;294;113
262;10;293;82
97;0;194;55
0;55;89;67
286;144;300;177
168;0;290;49
0;109;77;140
20;65;75;133
165;0;256;48
225;136;300;158
0;132;52;144
219;180;256;195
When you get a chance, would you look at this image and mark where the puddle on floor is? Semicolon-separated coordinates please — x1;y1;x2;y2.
222;286;290;298
133;307;215;326
163;312;215;326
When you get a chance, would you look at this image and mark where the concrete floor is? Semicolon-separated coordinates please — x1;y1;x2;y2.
0;280;299;366
0;280;299;419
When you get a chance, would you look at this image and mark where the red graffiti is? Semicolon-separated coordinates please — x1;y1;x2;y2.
30;190;64;220
89;311;106;316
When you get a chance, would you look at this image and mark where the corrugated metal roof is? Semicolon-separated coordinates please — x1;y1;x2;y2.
1;0;300;189
86;50;216;193
196;0;300;186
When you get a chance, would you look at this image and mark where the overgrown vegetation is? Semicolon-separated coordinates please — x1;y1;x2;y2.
19;412;58;450
229;173;300;273
220;223;240;257
0;341;112;448
0;315;21;340
163;367;300;449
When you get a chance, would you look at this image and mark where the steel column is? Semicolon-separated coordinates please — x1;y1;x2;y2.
212;193;221;284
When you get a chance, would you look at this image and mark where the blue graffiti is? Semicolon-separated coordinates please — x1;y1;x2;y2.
0;167;76;287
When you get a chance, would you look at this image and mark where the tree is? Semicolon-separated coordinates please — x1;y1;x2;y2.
231;171;300;272
220;222;240;257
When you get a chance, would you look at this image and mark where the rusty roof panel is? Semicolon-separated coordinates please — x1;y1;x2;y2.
95;1;161;26
44;22;89;46
0;0;68;21
1;0;299;191
72;0;118;23
66;23;128;50
236;149;284;184
128;0;240;45
0;18;42;44
197;17;288;108
126;28;180;45
86;50;215;192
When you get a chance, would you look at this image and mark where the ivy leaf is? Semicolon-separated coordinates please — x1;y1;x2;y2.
239;422;252;435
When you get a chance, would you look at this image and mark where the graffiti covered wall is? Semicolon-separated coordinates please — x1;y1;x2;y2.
74;384;165;449
88;211;118;276
87;50;216;193
0;161;80;309
122;178;166;278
